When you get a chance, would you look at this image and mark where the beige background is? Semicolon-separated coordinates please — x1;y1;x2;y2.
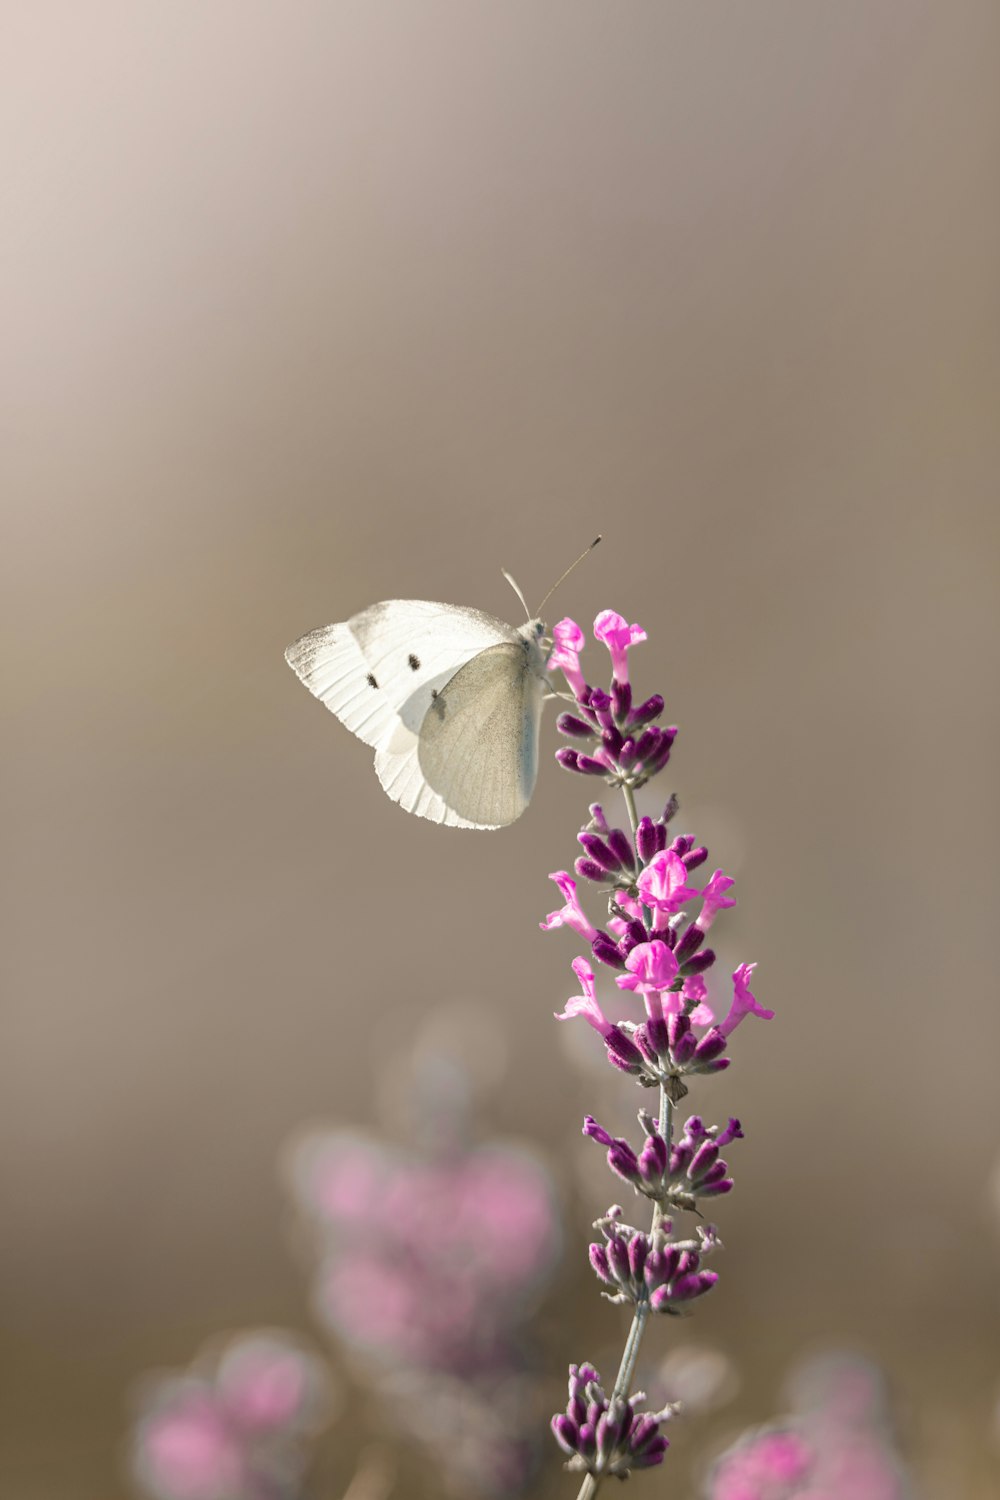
3;3;999;1496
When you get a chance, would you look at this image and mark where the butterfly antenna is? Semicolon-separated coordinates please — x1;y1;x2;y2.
535;535;602;617
501;568;532;620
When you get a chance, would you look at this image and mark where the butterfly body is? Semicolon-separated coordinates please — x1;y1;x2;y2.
285;601;551;829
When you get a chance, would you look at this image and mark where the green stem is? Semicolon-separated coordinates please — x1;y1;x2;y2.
621;782;640;841
574;783;674;1500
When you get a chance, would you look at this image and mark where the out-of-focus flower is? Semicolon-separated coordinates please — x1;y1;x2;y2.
704;1352;914;1500
657;1343;740;1416
130;1331;333;1500
285;1112;561;1495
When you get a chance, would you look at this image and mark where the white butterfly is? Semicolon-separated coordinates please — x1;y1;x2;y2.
284;598;553;829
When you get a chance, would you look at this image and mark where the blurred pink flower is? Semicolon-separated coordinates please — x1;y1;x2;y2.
289;1125;560;1369
217;1337;317;1433
705;1354;911;1500
138;1390;245;1500
131;1333;333;1500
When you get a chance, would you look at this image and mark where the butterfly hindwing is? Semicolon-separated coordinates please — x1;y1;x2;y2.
414;640;545;827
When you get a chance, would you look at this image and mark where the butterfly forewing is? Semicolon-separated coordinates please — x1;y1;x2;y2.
284;600;516;749
414;641;545;827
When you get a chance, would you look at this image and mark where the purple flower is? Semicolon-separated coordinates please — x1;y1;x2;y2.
696;869;737;932
549;616;588;699
545;606;772;1486
557;958;645;1072
681;973;716;1026
607;890;644;937
594;610;647;684
616;940;680;1019
556;956;616;1036
540;871;599;941
637;850;700;917
718;962;775;1038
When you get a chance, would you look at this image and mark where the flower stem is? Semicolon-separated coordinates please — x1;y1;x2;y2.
574;785;673;1500
621;782;640;842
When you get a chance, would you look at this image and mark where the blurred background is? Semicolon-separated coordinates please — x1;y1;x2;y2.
3;2;999;1496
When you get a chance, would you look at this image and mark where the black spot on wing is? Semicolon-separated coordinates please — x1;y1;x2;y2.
408;653;421;671
430;688;446;720
366;673;379;689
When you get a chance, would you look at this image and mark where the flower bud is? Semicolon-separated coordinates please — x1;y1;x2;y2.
611;679;632;722
557;713;595;738
604;1027;646;1073
578;832;623;873
636;816;658;863
674;923;705;962
680;947;716;976
592;932;627;969
606;827;636;872
577;754;612;776
630;693;664;728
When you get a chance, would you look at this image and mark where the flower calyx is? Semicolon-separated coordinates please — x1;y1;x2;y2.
588;1206;720;1314
583;1112;743;1212
551;1362;678;1477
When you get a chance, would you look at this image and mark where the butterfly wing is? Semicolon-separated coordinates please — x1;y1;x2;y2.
395;639;546;828
284;600;517;750
285;601;550;829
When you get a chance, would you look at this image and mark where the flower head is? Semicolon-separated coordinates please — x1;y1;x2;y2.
544;607;772;1484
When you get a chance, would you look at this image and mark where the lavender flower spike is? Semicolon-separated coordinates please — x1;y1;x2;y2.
545;609;773;1495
